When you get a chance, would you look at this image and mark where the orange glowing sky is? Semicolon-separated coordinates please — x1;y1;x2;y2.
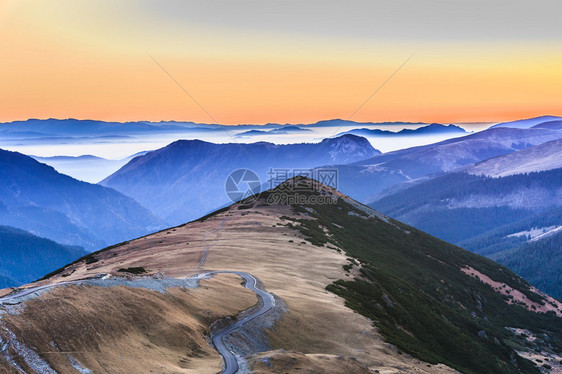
1;0;561;125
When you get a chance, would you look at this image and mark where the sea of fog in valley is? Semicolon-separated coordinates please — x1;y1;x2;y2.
0;121;493;183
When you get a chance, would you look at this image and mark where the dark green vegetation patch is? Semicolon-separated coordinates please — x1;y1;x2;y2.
276;185;561;374
117;267;147;275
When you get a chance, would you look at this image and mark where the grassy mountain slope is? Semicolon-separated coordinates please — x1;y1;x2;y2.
2;179;455;374
262;178;562;373
2;178;560;373
371;168;562;298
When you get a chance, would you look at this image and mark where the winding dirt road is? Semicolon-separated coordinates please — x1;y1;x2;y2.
0;271;276;374
1;218;277;374
0;281;77;305
204;271;276;374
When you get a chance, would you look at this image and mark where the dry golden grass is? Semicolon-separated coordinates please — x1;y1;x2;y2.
1;274;255;373
2;201;457;373
249;350;372;374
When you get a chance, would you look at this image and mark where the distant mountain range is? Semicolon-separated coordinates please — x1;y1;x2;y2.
236;125;313;137
2;116;557;141
0;148;162;251
0;118;433;137
370;137;562;297
303;119;428;127
336;123;467;137
0;118;219;136
31;151;149;183
321;124;562;204
100;134;380;225
2;115;562;301
0;225;87;287
533;120;562;130
490;115;562;129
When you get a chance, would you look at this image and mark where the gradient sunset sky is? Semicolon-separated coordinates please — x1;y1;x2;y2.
1;0;561;125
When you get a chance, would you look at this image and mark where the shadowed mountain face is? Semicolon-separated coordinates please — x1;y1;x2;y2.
467;138;562;177
100;134;380;225
372;169;562;242
532;120;562;130
1;177;560;374
370;139;562;297
0;274;19;289
0;149;162;251
323;126;562;203
0;226;87;287
489;224;562;299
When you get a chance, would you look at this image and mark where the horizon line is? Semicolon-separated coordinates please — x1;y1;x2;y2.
1;114;560;127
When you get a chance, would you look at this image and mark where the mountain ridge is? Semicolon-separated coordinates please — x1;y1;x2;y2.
0;148;163;250
313;126;562;204
0;225;87;287
337;123;467;137
100;134;380;224
490;115;562;129
467;138;562;177
3;177;560;373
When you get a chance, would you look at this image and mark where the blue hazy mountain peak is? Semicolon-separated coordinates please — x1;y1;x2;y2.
0;148;162;251
101;134;380;225
336;123;466;137
490;115;562;129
